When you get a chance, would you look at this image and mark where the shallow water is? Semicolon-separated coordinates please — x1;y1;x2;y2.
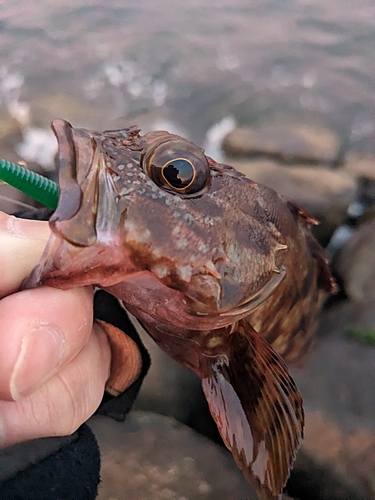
0;0;375;157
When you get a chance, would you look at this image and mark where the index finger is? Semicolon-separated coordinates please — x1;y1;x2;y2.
0;212;51;298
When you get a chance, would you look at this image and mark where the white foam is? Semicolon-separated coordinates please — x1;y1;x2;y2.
203;115;236;161
16;127;57;170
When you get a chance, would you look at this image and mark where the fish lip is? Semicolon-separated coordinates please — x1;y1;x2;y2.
50;118;83;223
49;120;124;248
49;119;96;246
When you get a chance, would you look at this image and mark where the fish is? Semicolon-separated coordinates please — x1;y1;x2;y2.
27;119;335;499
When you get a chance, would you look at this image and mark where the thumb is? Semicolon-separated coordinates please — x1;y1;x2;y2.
0;212;50;298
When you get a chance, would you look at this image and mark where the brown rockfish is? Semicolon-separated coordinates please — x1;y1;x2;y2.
27;119;334;500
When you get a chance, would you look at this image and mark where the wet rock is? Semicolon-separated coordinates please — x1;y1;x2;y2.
335;220;375;302
228;159;356;244
294;412;375;500
289;302;375;499
356;177;375;225
287;428;371;500
0;114;43;214
343;152;375;180
358;204;375;226
342;154;375;225
29;93;107;129
0;111;24;171
89;412;256;500
294;301;375;431
289;415;375;500
222;124;341;166
0;112;23;149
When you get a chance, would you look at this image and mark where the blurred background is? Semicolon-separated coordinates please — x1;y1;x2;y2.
0;1;374;499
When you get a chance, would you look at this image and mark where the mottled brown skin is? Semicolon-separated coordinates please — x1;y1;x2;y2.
27;119;334;500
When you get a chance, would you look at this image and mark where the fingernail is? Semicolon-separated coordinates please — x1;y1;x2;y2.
10;325;65;400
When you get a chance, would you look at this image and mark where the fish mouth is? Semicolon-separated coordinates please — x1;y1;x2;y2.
49;118;123;248
24;119;130;289
24;229;134;290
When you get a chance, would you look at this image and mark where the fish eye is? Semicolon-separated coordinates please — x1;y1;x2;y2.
143;138;211;196
162;158;195;190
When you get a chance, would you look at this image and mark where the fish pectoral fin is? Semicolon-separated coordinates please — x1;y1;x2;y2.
200;319;304;500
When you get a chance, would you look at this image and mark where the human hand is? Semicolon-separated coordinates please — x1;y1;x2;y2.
0;212;112;448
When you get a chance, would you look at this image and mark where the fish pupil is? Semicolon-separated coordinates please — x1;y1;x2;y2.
163;159;195;189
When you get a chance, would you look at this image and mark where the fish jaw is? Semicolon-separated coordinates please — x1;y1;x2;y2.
25;230;136;290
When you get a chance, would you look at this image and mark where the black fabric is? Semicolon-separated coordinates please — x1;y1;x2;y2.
0;433;77;482
0;424;100;500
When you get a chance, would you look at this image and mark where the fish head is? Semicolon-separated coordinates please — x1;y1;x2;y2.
28;119;287;322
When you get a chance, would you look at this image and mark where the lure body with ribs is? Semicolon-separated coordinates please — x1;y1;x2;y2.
28;119;334;499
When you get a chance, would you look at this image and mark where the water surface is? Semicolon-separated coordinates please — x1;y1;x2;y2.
0;0;374;156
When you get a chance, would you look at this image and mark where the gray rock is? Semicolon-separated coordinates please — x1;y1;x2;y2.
335;220;375;302
222;124;341;166
0;116;43;214
227;159;356;243
357;204;375;226
289;302;375;499
29;93;110;130
0;110;23;145
294;300;375;430
343;152;375;180
342;154;375;225
288;446;368;500
89;412;256;500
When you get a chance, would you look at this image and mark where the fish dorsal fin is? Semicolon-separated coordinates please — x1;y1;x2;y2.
200;319;303;499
